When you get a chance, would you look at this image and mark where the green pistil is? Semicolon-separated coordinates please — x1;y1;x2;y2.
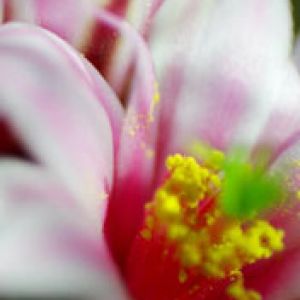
220;152;284;220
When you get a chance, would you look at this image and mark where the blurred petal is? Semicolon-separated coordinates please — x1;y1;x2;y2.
126;0;164;35
1;0;104;49
83;59;124;156
243;246;300;300
0;160;127;299
1;0;164;79
2;0;36;23
84;1;164;98
101;11;159;267
258;63;300;162
0;23;117;228
150;0;295;166
32;0;101;49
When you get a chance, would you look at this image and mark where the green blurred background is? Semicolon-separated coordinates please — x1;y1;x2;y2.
292;0;300;34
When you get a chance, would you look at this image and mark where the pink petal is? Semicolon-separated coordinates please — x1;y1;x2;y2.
2;0;36;23
243;246;300;300
83;59;124;156
150;0;295;163
1;0;164;77
122;0;165;90
33;0;101;49
0;159;127;299
84;2;164;98
2;0;101;49
100;11;159;268
257;63;300;163
0;23;119;229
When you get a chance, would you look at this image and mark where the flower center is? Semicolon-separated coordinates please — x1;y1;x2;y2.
126;144;285;300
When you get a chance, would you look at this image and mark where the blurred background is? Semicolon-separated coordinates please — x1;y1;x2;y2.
292;0;300;34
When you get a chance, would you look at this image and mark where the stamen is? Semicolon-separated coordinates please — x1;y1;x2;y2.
133;145;285;299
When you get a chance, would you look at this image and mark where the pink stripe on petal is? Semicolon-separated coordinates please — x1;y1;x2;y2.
257;64;300;163
99;11;159;268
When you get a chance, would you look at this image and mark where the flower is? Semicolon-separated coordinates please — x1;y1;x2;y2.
1;1;300;300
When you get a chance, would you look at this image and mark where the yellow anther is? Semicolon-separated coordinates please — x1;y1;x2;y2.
181;242;202;267
168;223;189;240
140;150;284;300
245;220;284;259
227;277;262;300
155;190;181;220
165;154;220;206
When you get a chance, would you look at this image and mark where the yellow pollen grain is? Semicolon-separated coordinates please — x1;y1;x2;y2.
181;242;202;266
155;190;182;220
148;81;160;122
140;228;152;240
168;223;189;240
227;277;262;300
178;269;188;283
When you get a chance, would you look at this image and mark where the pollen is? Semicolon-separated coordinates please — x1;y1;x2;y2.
140;147;285;299
227;274;262;300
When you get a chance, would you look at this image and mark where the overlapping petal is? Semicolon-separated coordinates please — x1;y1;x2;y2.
1;0;102;49
0;23;122;229
100;11;160;267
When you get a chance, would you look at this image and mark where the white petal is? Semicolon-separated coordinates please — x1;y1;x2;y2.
150;0;294;156
0;160;127;299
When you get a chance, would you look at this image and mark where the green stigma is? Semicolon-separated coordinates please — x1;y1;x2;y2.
220;151;284;220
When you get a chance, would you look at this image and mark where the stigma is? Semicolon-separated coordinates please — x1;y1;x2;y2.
126;145;285;300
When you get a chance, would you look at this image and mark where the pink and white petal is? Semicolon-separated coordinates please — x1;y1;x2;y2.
32;0;103;49
126;0;164;35
0;160;127;299
101;11;159;267
150;0;294;163
257;63;300;163
0;23;116;229
83;1;164;98
83;59;124;156
2;0;36;23
1;0;104;50
0;1;3;23
267;141;300;251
